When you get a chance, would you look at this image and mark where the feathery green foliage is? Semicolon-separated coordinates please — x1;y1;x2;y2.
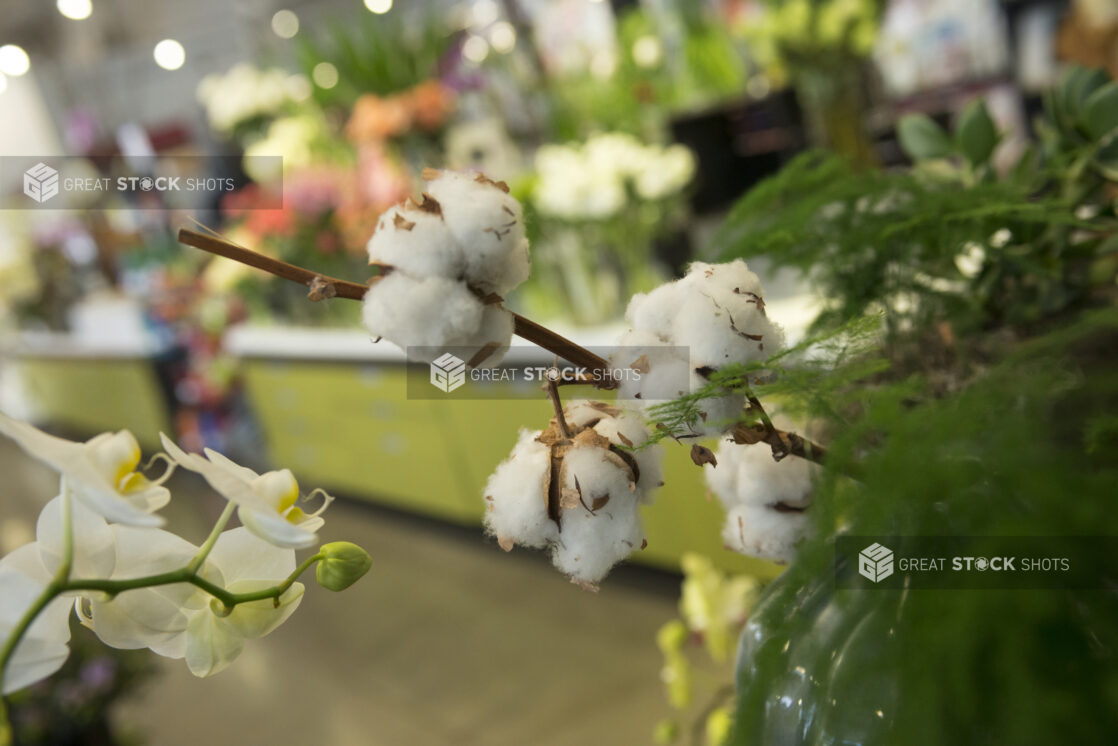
669;66;1118;745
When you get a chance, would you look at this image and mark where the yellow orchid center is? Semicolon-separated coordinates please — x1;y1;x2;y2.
88;430;143;490
119;471;152;494
252;469;302;518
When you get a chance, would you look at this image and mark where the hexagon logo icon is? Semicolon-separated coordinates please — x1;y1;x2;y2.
858;542;894;583
430;352;466;393
24;162;60;203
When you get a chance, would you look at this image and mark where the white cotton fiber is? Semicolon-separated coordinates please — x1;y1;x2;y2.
362;274;482;360
484;429;557;551
551;445;644;585
366;203;464;280
423;170;530;295
704;419;819;510
613;260;785;435
456;304;515;367
703;416;820;564
720;503;807;565
613;331;741;437
482;401;664;588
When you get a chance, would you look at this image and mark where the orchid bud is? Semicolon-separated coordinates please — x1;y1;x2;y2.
316;542;372;591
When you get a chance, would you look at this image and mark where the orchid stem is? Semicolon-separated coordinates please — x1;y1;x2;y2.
57;480;74;582
63;551;325;610
187;502;236;574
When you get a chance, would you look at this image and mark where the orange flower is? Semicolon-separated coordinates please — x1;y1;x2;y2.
346;93;412;142
405;80;455;131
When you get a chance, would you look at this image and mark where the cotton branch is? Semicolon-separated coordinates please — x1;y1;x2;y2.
177;228;837;469
177;228;614;383
731;392;829;467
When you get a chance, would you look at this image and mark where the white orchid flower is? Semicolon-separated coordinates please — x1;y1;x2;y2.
159;434;331;549
0;412;172;527
79;527;303;678
184;528;304;677
78;526;205;659
0;544;73;694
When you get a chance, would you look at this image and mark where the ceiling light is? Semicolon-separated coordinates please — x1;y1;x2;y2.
153;39;185;71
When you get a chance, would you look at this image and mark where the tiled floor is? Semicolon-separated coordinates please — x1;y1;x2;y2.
1;438;682;746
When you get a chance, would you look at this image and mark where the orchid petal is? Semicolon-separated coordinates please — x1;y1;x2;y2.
162;434;326;548
239;507;318;549
207;528;295;583
184;609;244;677
0;549;72;694
159;434;274;513
202;447;260;482
223;581;304;639
36;496;116;580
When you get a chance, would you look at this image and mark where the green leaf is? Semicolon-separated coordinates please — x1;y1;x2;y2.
1083;81;1118;141
1060;66;1109;120
897;114;954;161
956;99;999;166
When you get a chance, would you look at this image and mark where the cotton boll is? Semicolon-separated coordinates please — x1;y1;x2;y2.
482;401;663;587
483;429;557;551
551;445;644;585
614;260;786;434
560;401;662;494
613;333;691;402
721;503;807;564
686;373;746;434
704;423;820;563
587;409;664;499
362;273;483;359
366;203;464;280
669;260;784;368
423;170;530;295
704;426;819;510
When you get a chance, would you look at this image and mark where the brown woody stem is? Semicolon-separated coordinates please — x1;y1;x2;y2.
730;422;829;467
547;376;572;439
179;229;369;300
178;228;614;381
733;390;830;468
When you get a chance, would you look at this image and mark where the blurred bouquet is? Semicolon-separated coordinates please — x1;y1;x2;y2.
525;133;695;324
345;79;456;182
196;64;311;140
346;80;455;143
740;0;881;163
534;133;695;218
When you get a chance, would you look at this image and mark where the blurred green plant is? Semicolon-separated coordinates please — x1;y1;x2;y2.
648;66;1118;744
296;11;453;109
740;0;884;163
546;5;748;142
